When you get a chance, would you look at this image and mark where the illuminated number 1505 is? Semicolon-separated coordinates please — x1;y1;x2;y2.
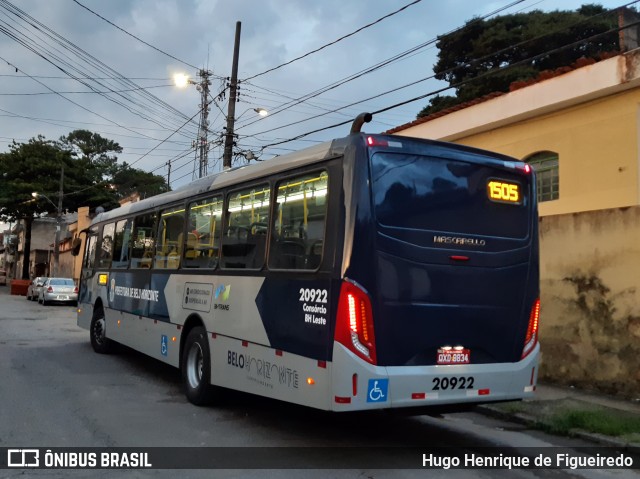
488;181;519;203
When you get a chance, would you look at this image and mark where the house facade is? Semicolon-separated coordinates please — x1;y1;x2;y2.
388;49;640;396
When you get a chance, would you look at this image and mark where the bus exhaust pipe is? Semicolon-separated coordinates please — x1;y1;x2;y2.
350;112;372;134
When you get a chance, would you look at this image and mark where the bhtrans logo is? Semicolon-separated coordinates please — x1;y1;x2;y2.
433;235;486;247
214;284;231;311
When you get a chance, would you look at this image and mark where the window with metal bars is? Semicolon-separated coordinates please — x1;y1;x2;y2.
526;151;559;202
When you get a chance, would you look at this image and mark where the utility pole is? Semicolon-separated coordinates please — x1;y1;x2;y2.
53;166;64;276
223;21;241;170
166;160;172;189
196;69;211;177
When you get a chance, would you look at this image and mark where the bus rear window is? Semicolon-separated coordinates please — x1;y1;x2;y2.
370;152;529;239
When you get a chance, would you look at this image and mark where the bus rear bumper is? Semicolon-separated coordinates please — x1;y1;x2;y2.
331;342;540;412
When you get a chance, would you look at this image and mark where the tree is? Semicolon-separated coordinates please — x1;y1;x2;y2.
60;129;169;202
418;4;620;117
60;129;122;178
0;131;168;279
112;163;169;200
0;137;73;279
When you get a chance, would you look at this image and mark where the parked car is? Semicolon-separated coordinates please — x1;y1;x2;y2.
0;269;6;286
26;277;47;301
39;277;78;306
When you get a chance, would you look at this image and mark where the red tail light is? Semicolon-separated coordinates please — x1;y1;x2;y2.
47;286;53;293
335;280;377;364
521;298;540;359
74;286;79;293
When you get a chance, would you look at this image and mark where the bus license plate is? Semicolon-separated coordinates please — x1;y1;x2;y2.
437;348;470;365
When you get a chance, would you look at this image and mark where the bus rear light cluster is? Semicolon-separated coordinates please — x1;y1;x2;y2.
335;280;377;365
521;298;540;359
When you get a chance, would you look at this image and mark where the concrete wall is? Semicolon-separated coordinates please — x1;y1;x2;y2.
539;206;640;396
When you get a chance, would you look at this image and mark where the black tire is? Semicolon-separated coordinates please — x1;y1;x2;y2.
181;326;217;406
90;305;113;354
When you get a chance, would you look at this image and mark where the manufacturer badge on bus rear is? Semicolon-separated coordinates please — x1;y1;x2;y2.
437;347;470;365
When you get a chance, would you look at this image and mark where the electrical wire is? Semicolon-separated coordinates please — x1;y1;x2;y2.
244;0;423;81
236;0;529;132
0;0;199;135
72;0;201;71
254;16;633;153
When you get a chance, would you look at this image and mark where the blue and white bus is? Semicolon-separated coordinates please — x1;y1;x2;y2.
76;113;540;411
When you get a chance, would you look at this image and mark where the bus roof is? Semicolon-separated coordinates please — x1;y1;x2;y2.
92;139;341;224
91;131;522;225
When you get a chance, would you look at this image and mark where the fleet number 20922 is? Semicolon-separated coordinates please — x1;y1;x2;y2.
299;288;328;303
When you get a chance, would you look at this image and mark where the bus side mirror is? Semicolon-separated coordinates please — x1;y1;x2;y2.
71;238;82;257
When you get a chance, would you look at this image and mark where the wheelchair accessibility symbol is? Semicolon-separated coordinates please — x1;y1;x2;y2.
161;335;168;357
367;378;389;403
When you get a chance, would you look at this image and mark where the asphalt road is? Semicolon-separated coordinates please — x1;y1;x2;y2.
0;287;638;479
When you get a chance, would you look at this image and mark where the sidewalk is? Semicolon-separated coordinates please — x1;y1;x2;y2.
477;383;640;447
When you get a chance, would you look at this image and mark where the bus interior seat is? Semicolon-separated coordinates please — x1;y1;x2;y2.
306;240;323;269
274;239;306;269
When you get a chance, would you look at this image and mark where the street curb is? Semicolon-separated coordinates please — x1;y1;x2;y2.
475;405;639;448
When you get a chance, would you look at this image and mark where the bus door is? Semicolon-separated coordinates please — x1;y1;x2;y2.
78;225;99;305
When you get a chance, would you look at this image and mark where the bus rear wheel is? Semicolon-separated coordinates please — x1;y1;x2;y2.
182;326;217;406
90;305;113;354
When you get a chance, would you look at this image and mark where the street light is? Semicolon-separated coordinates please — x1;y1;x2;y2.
236;107;269;121
173;73;191;89
174;70;212;178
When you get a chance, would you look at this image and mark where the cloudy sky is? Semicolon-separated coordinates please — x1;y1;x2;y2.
0;0;626;194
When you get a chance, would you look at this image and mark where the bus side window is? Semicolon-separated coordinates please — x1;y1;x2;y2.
111;219;132;269
155;206;185;270
184;195;223;269
269;171;328;270
130;213;157;269
221;185;270;270
83;226;99;270
97;222;115;269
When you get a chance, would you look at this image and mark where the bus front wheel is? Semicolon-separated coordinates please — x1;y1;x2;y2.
182;326;216;406
90;305;113;354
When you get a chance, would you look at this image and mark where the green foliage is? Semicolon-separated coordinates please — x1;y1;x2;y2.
0;130;168;278
417;95;461;118
112;163;169;200
0;130;168;223
417;4;619;117
0;136;70;222
544;409;640;437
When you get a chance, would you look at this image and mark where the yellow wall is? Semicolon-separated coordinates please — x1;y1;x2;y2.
439;89;640;216
538;207;640;395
